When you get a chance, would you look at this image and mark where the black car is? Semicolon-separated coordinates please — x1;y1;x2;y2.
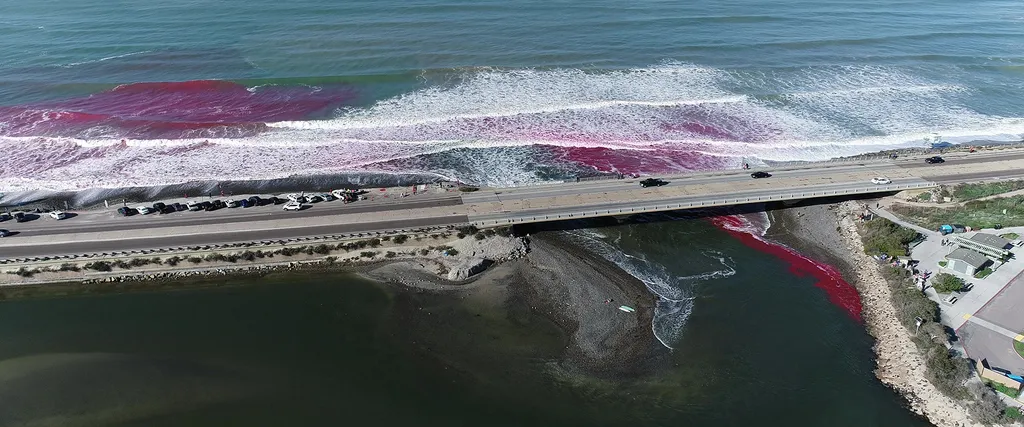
13;212;27;222
198;201;213;211
171;202;186;212
117;206;137;216
639;178;668;188
925;156;945;164
153;202;166;211
751;171;772;179
268;196;284;205
0;229;10;237
247;196;262;206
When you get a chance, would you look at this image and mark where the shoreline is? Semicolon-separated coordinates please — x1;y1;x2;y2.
770;201;982;427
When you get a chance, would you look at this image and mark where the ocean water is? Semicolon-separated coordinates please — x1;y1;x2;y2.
1;0;1023;192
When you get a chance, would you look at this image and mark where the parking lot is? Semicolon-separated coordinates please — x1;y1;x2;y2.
959;270;1024;375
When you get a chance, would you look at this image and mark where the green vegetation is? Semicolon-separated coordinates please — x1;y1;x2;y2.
890;195;1024;229
859;217;920;256
938;260;947;268
974;267;993;279
932;273;965;293
916;192;933;202
393;234;409;244
1007;407;1022;421
985;380;1022;398
359;251;376;258
1014;338;1024;360
952;180;1024;201
1001;232;1020;240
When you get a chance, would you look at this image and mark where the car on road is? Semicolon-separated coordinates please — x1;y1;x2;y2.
639;178;668;188
283;202;304;211
225;199;239;208
750;171;772;179
925;156;945;164
136;206;153;215
871;177;892;185
0;229;9;237
49;211;67;220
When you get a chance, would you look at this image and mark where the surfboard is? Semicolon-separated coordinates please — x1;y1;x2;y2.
618;305;635;313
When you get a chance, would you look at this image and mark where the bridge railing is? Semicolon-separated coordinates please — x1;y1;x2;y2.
471;182;935;227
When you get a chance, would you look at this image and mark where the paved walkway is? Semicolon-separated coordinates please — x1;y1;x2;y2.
867;206;938;236
962;314;1024;343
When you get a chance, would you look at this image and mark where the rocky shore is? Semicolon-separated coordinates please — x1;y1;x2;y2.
771;201;980;427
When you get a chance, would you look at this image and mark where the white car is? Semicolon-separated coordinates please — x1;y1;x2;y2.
186;201;201;211
225;199;239;208
49;211;67;220
283;202;304;211
871;177;892;185
136;206;153;215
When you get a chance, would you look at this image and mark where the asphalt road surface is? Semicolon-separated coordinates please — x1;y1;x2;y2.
961;272;1024;375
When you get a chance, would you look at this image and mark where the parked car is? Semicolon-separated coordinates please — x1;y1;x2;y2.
171;203;186;212
225;199;239;208
750;171;772;179
49;210;67;220
198;201;212;211
871;177;891;185
307;195;323;203
152;202;166;211
318;193;335;201
640;178;667;188
943;294;958;305
247;196;262;206
268;196;285;205
283;202;303;211
117;207;136;216
0;212;10;222
13;212;27;222
0;229;9;237
136;206;153;215
187;201;202;211
240;199;251;208
286;193;306;203
925;156;945;164
205;201;222;211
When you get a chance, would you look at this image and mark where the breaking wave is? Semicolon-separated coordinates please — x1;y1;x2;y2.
565;228;737;349
3;63;1024;193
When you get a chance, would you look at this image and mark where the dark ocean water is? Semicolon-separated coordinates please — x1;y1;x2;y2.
1;0;1023;192
0;223;933;426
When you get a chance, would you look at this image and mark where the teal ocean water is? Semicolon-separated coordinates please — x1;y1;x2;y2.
0;0;1022;192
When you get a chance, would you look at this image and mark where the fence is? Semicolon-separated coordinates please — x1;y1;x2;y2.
471;182;936;227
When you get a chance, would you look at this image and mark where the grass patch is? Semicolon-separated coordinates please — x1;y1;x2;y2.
859;217;920;257
890;195;1024;229
985;380;1022;399
1007;407;1022;421
974;267;993;279
916;192;933;202
938;260;947;268
1001;232;1020;240
952;180;1024;201
1015;338;1024;360
932;273;965;294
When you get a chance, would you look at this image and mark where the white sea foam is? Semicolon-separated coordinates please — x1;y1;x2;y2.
3;63;1023;192
564;228;737;349
56;51;152;68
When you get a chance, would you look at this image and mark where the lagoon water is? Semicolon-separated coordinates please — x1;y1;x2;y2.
0;221;932;426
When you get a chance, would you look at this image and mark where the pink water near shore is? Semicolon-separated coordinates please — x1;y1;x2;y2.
710;214;863;321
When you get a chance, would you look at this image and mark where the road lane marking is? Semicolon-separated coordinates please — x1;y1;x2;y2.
1015;334;1024;342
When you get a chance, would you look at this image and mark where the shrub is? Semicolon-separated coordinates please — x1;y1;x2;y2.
456;225;479;235
938;260;947;267
393;234;409;244
15;267;35;277
86;261;112;271
164;256;182;266
385;251;396;258
445;248;459;256
112;260;131;269
859;218;919;256
360;251;376;258
312;244;331;255
381;236;391;241
58;263;81;272
916;192;933;202
974;268;993;279
932;273;964;293
966;382;1007;424
187;257;202;264
474;232;486;240
368;238;381;248
204;253;227;262
924;344;970;398
419;249;429;256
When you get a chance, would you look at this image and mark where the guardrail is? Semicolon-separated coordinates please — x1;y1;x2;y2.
471;182;936;227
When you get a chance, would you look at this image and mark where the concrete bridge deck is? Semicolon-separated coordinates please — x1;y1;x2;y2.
2;148;1023;259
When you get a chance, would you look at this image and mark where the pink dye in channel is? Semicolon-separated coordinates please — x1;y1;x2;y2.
710;214;863;321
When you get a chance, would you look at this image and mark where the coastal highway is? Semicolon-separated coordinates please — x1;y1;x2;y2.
2;148;1024;260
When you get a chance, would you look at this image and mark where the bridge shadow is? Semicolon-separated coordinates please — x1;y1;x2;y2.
510;192;894;236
